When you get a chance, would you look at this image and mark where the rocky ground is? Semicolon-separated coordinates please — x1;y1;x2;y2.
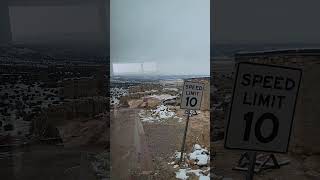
0;111;109;180
0;81;62;137
213;140;319;180
111;78;210;180
0;45;110;180
0;78;109;180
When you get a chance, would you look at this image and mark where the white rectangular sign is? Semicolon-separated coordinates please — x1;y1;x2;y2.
180;81;204;110
225;62;302;153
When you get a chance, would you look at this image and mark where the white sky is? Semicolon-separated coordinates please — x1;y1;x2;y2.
9;6;103;43
111;0;210;75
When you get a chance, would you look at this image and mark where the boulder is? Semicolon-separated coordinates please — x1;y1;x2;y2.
145;98;161;109
57;118;108;148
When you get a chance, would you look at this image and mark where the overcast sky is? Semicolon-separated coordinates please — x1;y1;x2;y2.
9;5;106;45
111;0;210;75
213;0;320;44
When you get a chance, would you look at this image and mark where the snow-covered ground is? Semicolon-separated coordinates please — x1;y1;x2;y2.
170;144;210;180
147;94;177;101
139;105;182;122
110;87;128;106
163;87;179;92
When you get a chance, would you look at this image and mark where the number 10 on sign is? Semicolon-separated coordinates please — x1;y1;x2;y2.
243;112;279;143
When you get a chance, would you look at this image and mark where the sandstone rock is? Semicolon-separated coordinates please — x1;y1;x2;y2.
119;95;130;106
142;97;161;109
128;99;144;108
57;118;108;148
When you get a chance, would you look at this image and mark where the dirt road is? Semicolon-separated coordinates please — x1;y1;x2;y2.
110;108;153;179
111;107;194;179
142;121;185;180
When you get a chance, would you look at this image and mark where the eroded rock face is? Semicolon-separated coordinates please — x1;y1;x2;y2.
119;95;130;107
128;99;144;108
57;115;108;148
128;98;161;109
57;113;109;148
145;98;162;109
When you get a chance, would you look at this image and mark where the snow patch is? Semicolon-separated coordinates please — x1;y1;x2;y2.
199;175;210;180
189;144;210;166
163;87;179;92
139;105;181;122
147;94;176;101
172;144;210;180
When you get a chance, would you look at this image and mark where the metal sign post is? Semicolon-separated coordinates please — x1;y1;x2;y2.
179;109;190;165
246;152;257;180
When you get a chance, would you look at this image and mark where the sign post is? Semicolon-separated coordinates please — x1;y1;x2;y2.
179;109;190;165
179;81;204;165
225;62;302;179
246;152;256;180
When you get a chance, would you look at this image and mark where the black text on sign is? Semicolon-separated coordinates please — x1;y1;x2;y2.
225;63;301;153
180;82;204;110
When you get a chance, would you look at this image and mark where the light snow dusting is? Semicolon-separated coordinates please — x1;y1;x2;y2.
110;87;128;105
163;87;179;92
139;105;182;122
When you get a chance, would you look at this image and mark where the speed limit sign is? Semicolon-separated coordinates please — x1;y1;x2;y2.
179;81;204;165
180;81;204;110
225;62;302;153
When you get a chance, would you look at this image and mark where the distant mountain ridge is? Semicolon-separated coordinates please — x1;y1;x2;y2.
212;43;320;58
0;42;107;62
